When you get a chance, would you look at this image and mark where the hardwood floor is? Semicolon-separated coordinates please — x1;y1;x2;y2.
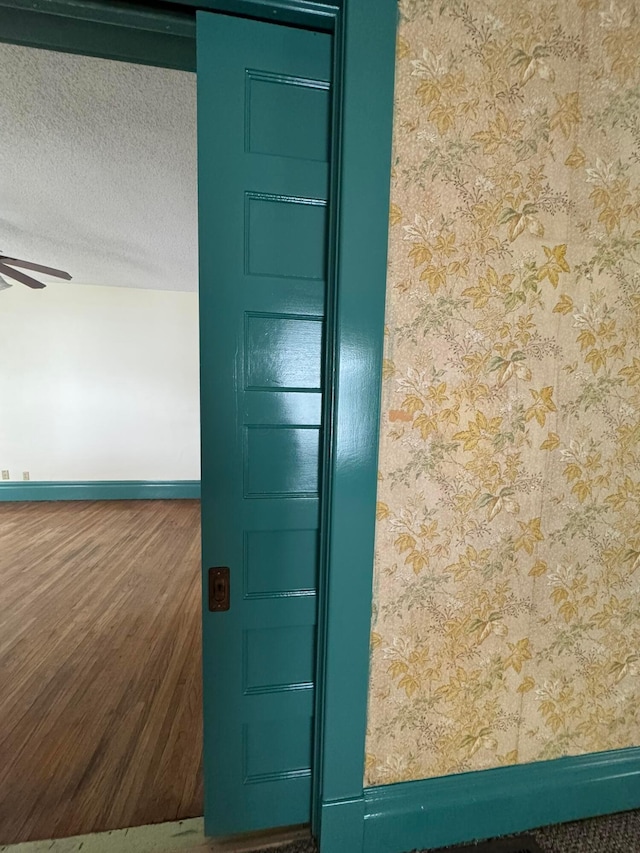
0;499;203;844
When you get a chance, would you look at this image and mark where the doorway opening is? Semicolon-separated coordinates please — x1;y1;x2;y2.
0;41;202;844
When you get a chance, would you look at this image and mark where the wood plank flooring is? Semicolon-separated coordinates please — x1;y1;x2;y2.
0;500;203;844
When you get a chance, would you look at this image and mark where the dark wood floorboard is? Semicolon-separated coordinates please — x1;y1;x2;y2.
0;499;203;843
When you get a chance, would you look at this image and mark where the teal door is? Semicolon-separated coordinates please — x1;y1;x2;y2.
197;11;332;837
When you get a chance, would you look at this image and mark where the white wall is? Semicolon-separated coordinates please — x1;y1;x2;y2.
0;282;200;481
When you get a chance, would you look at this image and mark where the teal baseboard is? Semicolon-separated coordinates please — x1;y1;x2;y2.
321;747;640;853
0;480;201;501
319;796;364;853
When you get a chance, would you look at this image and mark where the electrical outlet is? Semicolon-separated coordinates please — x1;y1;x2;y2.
22;471;30;481
1;470;9;480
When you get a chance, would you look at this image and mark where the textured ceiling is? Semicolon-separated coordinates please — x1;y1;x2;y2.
0;42;197;292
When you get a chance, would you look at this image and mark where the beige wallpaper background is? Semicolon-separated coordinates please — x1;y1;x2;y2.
366;0;640;786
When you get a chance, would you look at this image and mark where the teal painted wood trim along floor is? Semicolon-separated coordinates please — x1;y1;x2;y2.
0;481;201;501
321;746;640;853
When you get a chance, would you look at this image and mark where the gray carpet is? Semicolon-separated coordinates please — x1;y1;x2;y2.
256;808;640;852
529;809;640;852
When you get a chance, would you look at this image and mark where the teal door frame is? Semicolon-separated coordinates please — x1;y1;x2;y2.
0;0;398;848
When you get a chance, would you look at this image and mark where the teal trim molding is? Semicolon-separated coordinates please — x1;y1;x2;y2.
170;0;339;31
314;0;397;846
0;480;200;501
320;747;640;853
0;0;196;70
0;0;339;67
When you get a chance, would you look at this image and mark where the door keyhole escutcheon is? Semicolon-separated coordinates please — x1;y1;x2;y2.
208;567;230;612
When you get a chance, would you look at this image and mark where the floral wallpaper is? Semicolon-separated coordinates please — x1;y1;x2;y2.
366;0;640;786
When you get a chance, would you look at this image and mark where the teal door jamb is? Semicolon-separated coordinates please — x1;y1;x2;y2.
0;0;340;68
170;0;339;30
312;0;397;846
0;0;196;70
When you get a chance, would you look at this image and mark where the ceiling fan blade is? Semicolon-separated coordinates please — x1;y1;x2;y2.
0;257;72;280
0;263;46;289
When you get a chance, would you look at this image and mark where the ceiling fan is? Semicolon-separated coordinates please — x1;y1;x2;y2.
0;254;72;289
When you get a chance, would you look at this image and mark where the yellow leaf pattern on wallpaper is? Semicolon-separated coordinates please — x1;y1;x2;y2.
366;0;640;786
